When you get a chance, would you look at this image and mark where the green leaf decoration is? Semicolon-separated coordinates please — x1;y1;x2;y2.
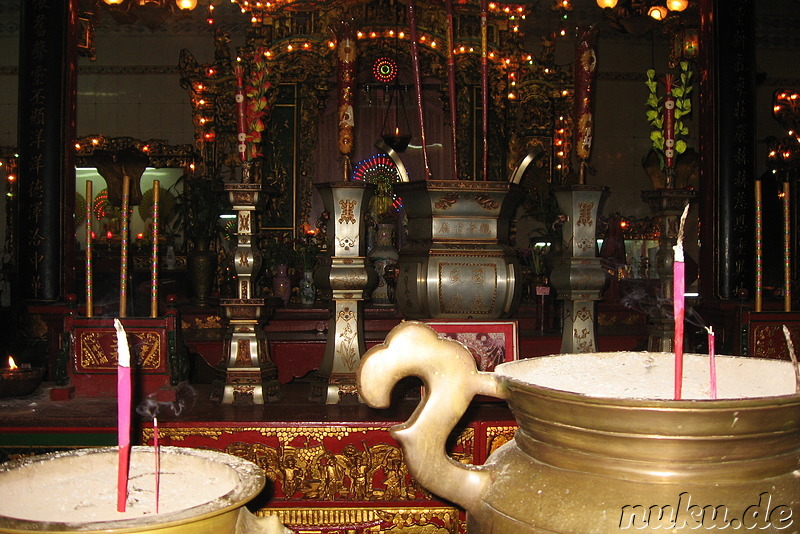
676;139;687;153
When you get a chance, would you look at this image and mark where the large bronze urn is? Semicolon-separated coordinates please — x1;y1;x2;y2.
393;180;523;319
358;322;800;533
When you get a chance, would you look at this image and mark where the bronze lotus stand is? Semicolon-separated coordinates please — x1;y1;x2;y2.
309;181;377;404
358;321;800;533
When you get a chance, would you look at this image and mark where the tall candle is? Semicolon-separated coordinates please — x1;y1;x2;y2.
755;179;763;312
336;24;356;179
407;0;430;180
673;203;690;400
234;63;248;162
707;326;716;399
663;74;676;169
119;176;130;318
114;318;132;513
480;0;489;181
85;180;93;318
150;180;160;318
445;0;459;180
574;25;598;185
783;180;791;312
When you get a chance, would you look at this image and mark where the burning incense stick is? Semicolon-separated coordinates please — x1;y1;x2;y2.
480;0;489;181
706;326;716;399
445;0;459;180
85;180;93;318
782;325;800;393
119;176;130;318
150;180;160;318
153;415;160;513
114;318;131;512
673;203;690;400
407;0;430;180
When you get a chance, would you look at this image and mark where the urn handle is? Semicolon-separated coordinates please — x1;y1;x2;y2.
357;321;508;512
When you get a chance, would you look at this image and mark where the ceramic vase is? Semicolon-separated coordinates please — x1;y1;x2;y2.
300;270;316;305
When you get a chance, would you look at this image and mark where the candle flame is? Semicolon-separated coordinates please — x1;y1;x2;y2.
8;355;17;370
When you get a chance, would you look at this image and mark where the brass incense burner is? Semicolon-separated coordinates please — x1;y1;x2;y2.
0;447;286;534
358;322;800;533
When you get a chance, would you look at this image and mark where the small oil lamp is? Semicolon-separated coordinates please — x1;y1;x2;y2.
0;356;44;398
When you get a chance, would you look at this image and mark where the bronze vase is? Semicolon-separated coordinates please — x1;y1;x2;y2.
392;180;523;319
187;238;217;307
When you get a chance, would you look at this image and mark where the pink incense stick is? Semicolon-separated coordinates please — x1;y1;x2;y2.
114;318;132;512
706;326;717;399
153;415;160;514
673;204;690;400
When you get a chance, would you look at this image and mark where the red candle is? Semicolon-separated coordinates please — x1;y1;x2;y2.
445;0;459;180
150;180;160;318
673;204;690;400
85;180;93;318
663;74;676;169
707;326;716;399
335;24;356;178
480;0;489;181
119;176;130;318
755;179;763;312
234;63;248;162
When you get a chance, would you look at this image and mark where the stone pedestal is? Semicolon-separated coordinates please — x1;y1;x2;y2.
310;181;377;404
641;189;696;352
549;185;608;353
219;182;279;404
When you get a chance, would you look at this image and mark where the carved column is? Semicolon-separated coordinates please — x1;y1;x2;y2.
18;0;78;301
310;181;376;404
549;185;608;353
219;180;279;404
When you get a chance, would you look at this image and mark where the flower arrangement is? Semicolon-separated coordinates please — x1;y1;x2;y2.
645;61;693;171
262;232;295;269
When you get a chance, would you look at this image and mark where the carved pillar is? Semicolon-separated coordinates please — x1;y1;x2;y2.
18;0;78;301
549;185;608;353
219;179;279;404
698;0;756;300
310;181;376;404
